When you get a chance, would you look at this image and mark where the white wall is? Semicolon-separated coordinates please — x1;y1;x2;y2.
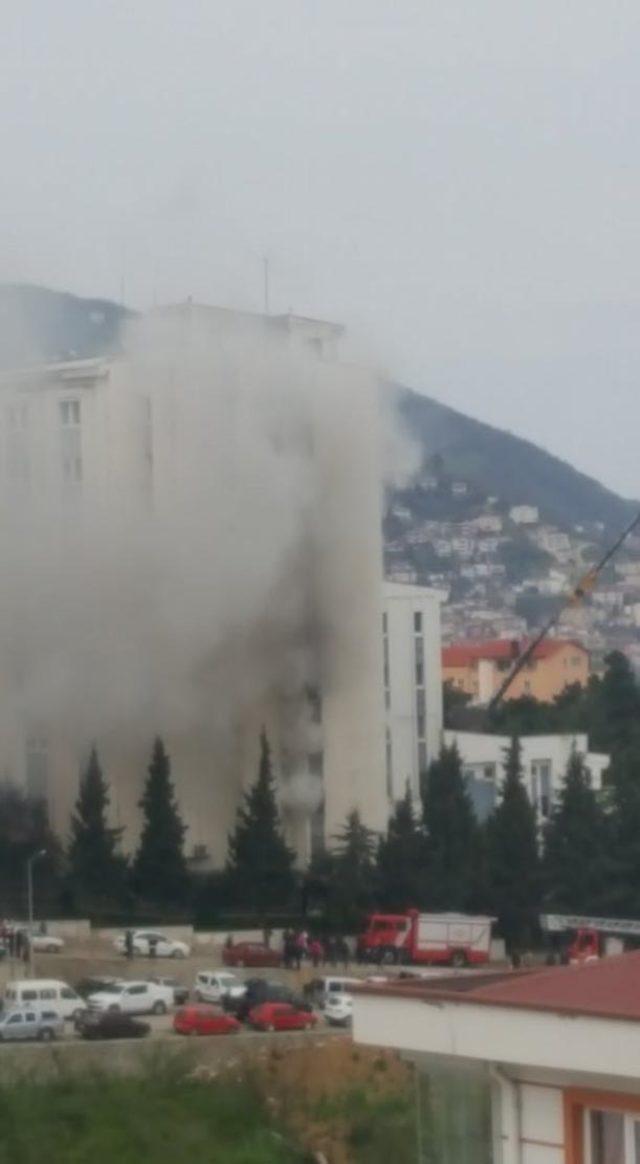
445;730;609;824
383;582;444;803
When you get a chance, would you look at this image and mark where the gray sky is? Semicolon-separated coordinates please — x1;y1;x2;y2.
2;1;640;496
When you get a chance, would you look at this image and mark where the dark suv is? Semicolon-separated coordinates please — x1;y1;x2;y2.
225;978;310;1023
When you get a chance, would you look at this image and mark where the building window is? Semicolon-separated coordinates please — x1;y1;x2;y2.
531;760;551;817
417;741;427;778
59;399;81;426
383;635;390;691
25;735;48;803
384;688;390;711
6;403;29;429
385;728;393;798
382;611;388;634
416;689;426;740
413;611;422;633
306;687;322;725
415;635;424;686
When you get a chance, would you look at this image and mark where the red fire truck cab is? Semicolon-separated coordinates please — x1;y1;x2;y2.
356;910;494;967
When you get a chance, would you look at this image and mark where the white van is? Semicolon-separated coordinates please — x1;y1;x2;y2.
4;979;86;1021
304;976;360;1009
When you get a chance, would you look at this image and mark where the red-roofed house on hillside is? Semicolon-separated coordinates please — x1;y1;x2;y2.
354;953;640;1164
442;637;590;705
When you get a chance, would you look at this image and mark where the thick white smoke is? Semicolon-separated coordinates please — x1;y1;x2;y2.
0;304;417;847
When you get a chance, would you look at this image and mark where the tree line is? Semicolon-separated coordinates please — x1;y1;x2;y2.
3;650;640;943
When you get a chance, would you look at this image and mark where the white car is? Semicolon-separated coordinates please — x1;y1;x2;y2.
88;980;174;1016
194;971;246;1004
113;931;190;959
325;993;353;1027
30;934;64;953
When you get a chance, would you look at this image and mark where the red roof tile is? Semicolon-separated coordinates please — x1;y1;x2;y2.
357;951;640;1024
442;638;587;668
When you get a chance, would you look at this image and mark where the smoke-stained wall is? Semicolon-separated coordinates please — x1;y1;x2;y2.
0;303;393;864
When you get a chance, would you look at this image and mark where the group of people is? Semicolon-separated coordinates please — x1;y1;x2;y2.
281;929;351;970
0;919;44;962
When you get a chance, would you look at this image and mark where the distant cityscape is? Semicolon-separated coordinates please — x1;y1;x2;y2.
385;462;640;674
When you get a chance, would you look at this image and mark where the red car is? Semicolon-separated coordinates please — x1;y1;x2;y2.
248;1002;317;1032
222;942;283;968
173;1004;240;1037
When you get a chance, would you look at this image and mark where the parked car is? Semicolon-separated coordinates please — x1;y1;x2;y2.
77;1011;150;1040
303;976;360;1010
147;976;189;1005
226;978;303;1022
87;980;174;1016
324;993;353;1027
0;1007;65;1042
222;942;282;968
113;931;190;959
30;933;64;953
247;1002;318;1032
75;976;120;999
173;1004;240;1037
4;979;86;1022
194;971;246;1005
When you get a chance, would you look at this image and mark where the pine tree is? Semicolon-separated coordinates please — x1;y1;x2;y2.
604;750;640;916
591;650;640;755
486;736;541;953
133;738;189;906
327;809;378;931
226;730;295;916
543;750;609;913
422;744;479;910
377;785;427;910
68;747;125;905
0;783;63;914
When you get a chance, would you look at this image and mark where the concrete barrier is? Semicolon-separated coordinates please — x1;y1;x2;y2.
0;1029;343;1082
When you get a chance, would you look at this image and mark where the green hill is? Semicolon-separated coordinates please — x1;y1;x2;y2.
396;387;637;533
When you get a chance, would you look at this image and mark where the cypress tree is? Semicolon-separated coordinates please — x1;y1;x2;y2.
487;736;541;953
605;750;640;916
133;738;189;906
68;747;124;905
327;809;378;931
377;785;427;910
226;730;295;916
591;650;640;755
422;744;478;910
543;750;609;913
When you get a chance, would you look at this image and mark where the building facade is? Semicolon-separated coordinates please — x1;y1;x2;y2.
382;583;444;802
442;638;590;705
353;952;640;1164
0;303;392;866
445;730;609;824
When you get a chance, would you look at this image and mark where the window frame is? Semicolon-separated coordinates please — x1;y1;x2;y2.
565;1087;640;1164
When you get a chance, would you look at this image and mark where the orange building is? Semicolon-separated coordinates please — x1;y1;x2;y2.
442;637;589;704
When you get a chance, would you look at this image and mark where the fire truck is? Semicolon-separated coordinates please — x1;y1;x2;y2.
356;910;494;967
541;914;640;963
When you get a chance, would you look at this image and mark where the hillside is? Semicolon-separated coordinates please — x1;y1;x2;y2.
396;388;637;534
0;283;635;533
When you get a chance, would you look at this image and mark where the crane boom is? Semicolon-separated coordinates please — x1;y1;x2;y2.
487;508;640;710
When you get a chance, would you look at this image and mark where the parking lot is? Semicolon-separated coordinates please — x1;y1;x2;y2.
0;936;364;1047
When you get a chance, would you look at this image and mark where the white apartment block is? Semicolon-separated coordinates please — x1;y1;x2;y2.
445;730;609;824
0;304;391;866
383;583;444;804
509;504;539;525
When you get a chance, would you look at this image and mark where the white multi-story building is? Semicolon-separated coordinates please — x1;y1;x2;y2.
382;583;444;803
509;504;539;525
445;730;609;824
0;303;392;866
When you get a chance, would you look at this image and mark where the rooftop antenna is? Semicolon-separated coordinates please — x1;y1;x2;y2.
263;255;271;315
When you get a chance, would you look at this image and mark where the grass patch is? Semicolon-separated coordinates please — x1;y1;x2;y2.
0;1062;308;1164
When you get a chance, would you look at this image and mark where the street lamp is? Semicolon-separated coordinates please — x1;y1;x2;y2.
26;849;46;977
